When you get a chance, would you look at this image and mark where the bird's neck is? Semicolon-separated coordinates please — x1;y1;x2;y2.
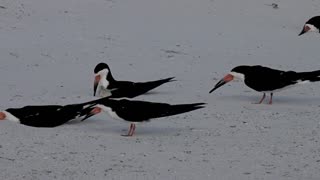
306;24;319;33
229;72;245;80
106;71;116;83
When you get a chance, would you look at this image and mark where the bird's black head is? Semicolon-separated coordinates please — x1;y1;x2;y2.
299;16;320;36
231;65;251;75
94;63;110;74
305;16;320;26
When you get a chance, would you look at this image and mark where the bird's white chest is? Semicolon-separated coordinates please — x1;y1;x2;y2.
97;87;112;97
97;79;112;97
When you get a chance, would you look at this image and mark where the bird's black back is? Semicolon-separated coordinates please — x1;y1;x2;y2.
96;99;205;122
242;66;291;92
108;77;175;98
6;105;69;127
236;65;320;92
95;63;174;98
5;102;97;127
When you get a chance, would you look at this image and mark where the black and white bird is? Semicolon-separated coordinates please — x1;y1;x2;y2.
209;65;320;104
82;98;205;136
0;102;96;127
299;16;320;36
93;63;175;98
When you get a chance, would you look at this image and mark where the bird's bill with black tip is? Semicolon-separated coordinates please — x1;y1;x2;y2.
0;112;6;120
299;25;310;36
82;106;102;121
209;74;234;93
93;75;101;96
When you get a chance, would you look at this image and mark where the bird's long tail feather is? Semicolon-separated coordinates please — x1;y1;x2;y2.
159;103;206;118
297;70;320;82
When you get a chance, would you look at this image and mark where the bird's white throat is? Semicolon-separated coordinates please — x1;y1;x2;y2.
96;69;111;97
95;104;121;120
96;69;110;88
229;71;245;81
305;24;319;33
3;111;20;123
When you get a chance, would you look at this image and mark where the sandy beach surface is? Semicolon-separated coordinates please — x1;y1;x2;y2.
1;0;320;179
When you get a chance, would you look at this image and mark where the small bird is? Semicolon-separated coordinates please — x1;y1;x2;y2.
82;98;205;136
299;16;320;36
0;102;97;127
209;65;320;104
93;62;175;98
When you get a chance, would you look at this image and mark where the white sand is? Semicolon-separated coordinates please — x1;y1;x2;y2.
0;0;320;179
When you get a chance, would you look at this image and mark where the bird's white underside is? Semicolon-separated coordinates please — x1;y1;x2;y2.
262;80;311;93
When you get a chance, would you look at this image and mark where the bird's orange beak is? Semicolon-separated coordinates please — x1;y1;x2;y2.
93;75;101;96
209;74;234;93
299;25;311;36
91;107;102;115
0;112;6;120
81;106;102;121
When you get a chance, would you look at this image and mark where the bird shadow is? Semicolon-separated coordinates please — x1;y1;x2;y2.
69;118;185;137
215;95;258;103
135;126;184;136
142;90;177;96
272;96;320;106
215;94;320;106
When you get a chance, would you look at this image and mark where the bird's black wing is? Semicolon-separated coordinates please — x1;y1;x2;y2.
105;99;204;122
109;77;174;98
6;105;71;127
6;105;63;119
244;66;295;92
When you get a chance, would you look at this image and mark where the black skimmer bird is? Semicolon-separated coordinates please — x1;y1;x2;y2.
299;16;320;36
93;62;175;98
209;65;320;104
0;102;96;127
82;98;205;136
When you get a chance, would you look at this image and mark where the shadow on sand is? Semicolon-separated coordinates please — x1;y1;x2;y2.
215;94;320;106
68;118;185;137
